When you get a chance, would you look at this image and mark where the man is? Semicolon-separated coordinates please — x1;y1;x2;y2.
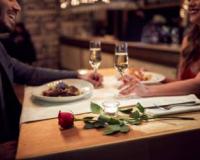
0;0;102;158
1;22;37;64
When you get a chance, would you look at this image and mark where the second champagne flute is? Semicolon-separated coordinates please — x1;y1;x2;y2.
89;41;102;77
114;42;128;78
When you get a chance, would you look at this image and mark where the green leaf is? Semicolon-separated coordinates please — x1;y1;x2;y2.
91;102;103;114
94;121;105;128
83;116;94;120
141;114;149;121
136;103;145;113
120;125;130;133
130;111;140;119
108;118;121;125
98;114;111;123
103;124;121;135
82;102;147;135
84;122;95;129
83;117;95;122
84;120;105;129
119;120;125;126
119;108;133;114
126;119;142;125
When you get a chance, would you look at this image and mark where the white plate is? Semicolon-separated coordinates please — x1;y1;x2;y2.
32;79;93;102
141;72;165;84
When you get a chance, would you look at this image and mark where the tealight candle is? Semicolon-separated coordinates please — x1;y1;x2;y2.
102;100;120;116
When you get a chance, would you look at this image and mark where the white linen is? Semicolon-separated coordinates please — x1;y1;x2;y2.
20;76;200;123
20;76;119;123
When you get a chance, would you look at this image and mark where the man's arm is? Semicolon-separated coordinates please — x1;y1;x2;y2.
11;58;78;86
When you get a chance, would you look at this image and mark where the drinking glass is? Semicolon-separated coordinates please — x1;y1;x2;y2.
114;42;128;78
89;41;102;76
102;100;120;116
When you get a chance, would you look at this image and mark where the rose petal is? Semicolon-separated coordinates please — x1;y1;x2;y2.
58;111;74;129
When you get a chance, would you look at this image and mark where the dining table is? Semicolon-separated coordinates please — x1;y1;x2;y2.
16;68;200;160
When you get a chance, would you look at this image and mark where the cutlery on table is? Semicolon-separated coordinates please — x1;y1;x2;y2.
146;101;200;110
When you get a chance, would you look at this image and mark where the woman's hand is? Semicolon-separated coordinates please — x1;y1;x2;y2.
118;74;140;89
78;72;103;88
118;74;149;97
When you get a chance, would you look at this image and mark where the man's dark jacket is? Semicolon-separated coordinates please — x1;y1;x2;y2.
0;42;78;142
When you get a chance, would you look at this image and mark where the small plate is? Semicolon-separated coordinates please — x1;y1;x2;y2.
141;72;165;84
32;79;93;102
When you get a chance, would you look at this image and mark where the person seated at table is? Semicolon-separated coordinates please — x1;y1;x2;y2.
0;0;102;158
1;22;37;65
119;0;200;98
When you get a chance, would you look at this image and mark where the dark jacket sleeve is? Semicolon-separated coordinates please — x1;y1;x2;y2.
11;58;79;86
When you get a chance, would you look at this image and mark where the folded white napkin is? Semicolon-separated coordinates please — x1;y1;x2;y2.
145;95;200;116
93;94;200;116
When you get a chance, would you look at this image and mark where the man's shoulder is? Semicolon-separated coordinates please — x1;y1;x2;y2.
0;41;13;68
0;41;7;53
0;41;8;58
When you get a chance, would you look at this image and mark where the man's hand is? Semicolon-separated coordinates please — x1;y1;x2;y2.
78;72;103;88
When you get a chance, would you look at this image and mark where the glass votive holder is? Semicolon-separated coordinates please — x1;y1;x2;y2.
102;100;120;116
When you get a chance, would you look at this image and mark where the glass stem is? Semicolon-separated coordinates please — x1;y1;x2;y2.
119;71;124;80
94;68;98;79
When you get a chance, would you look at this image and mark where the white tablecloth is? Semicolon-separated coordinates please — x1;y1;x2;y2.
20;76;200;123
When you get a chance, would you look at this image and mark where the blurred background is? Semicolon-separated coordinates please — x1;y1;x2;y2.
1;0;189;78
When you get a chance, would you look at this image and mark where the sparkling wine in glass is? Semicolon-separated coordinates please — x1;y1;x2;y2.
89;41;102;75
114;42;128;77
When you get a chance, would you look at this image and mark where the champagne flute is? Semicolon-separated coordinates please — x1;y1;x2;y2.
89;41;102;77
114;42;128;78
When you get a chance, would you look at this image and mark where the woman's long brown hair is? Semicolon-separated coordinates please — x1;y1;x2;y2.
182;24;200;70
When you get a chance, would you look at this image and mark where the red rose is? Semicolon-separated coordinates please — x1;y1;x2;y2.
58;111;74;129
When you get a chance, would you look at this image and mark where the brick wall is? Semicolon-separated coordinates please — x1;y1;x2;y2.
60;10;93;38
21;0;60;68
20;0;93;69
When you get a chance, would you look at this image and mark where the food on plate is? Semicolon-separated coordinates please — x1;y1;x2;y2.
128;68;152;81
43;81;80;97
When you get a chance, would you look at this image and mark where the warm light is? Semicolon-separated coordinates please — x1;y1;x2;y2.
80;0;88;3
103;100;120;116
71;0;80;6
60;1;68;9
60;0;111;8
102;0;110;3
180;9;185;18
180;0;189;26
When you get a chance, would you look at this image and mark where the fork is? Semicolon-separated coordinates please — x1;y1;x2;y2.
147;101;200;110
146;101;200;110
162;102;200;110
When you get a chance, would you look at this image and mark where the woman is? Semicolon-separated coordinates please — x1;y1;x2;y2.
120;0;200;97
